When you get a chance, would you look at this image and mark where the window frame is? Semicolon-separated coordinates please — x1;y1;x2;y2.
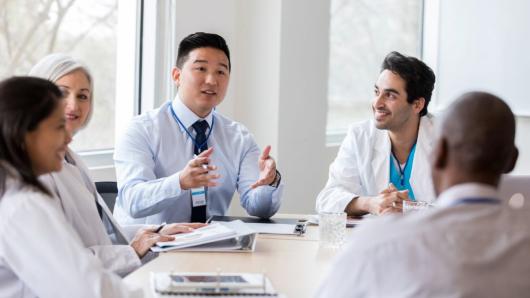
81;0;178;171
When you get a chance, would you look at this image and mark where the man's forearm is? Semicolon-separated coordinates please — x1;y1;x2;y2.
344;196;371;216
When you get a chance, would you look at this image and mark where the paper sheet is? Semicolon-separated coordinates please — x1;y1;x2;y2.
244;223;297;235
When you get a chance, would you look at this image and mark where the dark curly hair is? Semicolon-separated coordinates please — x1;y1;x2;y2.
381;51;436;116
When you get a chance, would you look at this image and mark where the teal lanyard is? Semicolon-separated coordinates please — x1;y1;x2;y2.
391;143;416;186
168;102;215;153
390;143;416;200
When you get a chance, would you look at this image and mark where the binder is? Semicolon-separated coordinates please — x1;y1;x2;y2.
151;220;257;253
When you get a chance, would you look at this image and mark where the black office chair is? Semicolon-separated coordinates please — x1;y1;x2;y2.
95;181;118;213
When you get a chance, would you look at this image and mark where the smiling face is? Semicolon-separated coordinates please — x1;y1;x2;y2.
172;47;230;118
372;70;422;132
55;69;92;134
24;101;70;175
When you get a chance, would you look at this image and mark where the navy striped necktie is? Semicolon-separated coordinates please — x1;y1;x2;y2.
190;120;209;222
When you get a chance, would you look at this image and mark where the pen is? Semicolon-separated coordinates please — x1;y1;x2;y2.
154;223;166;233
194;154;209;171
205;216;214;224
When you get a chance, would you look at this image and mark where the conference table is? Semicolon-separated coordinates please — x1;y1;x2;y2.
123;214;352;297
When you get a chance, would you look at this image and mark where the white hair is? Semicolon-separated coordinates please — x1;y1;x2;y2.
29;53;94;131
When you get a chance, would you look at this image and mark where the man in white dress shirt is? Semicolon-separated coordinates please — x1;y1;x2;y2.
316;52;437;216
315;92;530;297
114;32;283;225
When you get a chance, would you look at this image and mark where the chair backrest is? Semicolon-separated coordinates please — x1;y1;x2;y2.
498;174;530;209
95;181;118;213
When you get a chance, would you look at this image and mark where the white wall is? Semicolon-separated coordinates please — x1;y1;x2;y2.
169;0;239;117
233;0;281;153
275;0;333;213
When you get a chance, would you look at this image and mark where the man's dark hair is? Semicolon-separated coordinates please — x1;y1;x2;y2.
176;32;231;71
381;51;435;117
0;76;63;198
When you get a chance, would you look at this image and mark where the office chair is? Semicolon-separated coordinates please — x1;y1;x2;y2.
95;181;118;213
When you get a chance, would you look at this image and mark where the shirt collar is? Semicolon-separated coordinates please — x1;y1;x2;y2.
436;183;499;207
171;93;214;131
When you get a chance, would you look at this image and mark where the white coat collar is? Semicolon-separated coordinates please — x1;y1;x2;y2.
371;114;436;201
58;148;130;243
371;126;391;194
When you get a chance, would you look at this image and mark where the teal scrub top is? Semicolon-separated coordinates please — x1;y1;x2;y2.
389;144;416;201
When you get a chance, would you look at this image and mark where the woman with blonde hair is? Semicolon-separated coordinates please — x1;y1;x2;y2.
0;76;135;297
30;53;205;276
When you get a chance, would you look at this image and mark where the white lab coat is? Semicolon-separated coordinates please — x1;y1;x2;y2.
316;115;436;213
40;149;141;276
0;170;137;298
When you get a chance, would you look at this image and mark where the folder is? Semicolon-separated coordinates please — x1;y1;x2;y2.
210;216;306;236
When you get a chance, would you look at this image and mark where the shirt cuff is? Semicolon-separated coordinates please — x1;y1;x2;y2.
161;171;184;198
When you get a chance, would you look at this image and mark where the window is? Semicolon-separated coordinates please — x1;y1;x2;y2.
327;0;424;144
0;0;120;151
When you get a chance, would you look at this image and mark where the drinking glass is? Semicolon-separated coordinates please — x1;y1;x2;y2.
318;212;347;248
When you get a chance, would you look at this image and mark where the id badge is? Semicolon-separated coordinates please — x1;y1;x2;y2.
191;187;207;207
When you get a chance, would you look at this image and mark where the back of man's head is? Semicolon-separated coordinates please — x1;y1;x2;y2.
381;51;436;117
432;92;518;192
176;32;231;71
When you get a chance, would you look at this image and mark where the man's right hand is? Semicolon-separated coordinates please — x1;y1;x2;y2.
367;184;409;215
130;223;206;258
130;228;174;258
179;148;220;190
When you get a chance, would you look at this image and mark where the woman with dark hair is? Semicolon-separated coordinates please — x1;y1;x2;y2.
0;76;135;297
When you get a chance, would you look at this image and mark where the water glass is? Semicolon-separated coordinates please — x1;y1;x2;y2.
318;212;346;248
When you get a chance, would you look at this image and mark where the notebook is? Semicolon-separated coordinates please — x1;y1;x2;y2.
151;272;283;297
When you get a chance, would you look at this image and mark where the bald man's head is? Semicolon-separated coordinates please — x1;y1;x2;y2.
432;92;518;194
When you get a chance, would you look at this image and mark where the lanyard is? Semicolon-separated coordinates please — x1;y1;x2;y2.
391;143;416;187
168;102;215;153
450;197;501;207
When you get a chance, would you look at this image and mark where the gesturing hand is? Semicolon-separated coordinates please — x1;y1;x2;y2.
250;145;278;189
179;148;220;190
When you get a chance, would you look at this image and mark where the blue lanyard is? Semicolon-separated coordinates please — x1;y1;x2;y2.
450;197;501;207
168;102;215;153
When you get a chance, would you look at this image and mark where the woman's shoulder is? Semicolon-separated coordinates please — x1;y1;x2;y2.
0;176;55;226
